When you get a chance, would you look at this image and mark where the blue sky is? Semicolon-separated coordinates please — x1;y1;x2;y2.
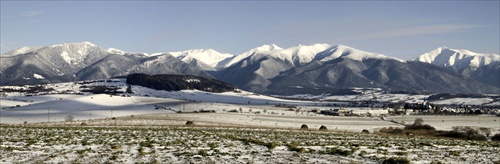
1;1;499;59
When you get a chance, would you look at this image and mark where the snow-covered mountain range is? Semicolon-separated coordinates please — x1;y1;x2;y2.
413;47;499;88
1;42;498;94
0;42;210;85
413;46;498;71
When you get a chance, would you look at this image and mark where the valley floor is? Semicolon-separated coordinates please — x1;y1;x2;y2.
1;87;500;163
1;125;499;164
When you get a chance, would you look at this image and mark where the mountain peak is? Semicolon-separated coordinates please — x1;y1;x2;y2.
314;44;404;62
261;43;332;65
414;46;500;71
82;41;95;46
2;46;42;56
437;46;449;50
107;48;126;55
255;44;282;51
51;42;97;48
168;48;234;70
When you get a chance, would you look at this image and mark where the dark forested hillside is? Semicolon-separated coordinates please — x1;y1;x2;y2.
126;74;237;93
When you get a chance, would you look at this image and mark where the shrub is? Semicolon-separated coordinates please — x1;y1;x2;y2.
422;124;436;131
437;126;487;141
491;133;500;141
197;149;208;156
479;127;492;137
186;121;194;125
437;130;467;139
324;147;353;156
382;128;404;134
265;142;277;150
404;118;436;131
430;160;443;164
362;129;370;134
288;144;306;153
300;124;308;130
405;124;436;131
382;157;411;164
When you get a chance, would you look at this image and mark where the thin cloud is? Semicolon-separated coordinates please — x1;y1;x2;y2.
358;24;484;40
20;11;43;17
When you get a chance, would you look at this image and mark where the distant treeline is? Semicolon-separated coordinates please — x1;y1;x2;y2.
126;74;237;93
427;93;498;101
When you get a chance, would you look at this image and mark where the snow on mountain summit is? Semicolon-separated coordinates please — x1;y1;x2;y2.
413;46;499;71
315;45;405;62
168;49;234;69
217;44;283;68
260;43;332;65
255;44;283;51
107;48;126;55
1;42;108;66
2;46;42;56
217;43;407;69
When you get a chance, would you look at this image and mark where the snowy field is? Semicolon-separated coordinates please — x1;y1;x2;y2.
3;93;500;133
1;79;500;163
1;78;499;133
1;126;499;163
0;79;345;125
386;115;500;131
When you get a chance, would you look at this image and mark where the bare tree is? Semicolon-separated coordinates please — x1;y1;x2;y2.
479;127;492;137
413;118;424;126
65;115;75;122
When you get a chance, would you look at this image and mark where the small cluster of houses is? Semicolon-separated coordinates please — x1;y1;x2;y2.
313;101;500;117
313;108;389;117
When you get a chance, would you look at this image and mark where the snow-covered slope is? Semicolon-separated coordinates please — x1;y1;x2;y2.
0;78;333;124
213;43;416;94
221;43;403;69
1;78;497;123
106;47;126;55
2;46;43;57
0;42;210;85
315;45;405;62
3;42;108;66
412;47;500;88
218;44;283;68
413;46;499;72
168;49;233;70
0;42;112;84
255;43;331;66
3;42;499;94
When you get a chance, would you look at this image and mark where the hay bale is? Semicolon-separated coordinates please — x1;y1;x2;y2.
319;125;328;131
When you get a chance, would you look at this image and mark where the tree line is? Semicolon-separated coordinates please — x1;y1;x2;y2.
126;73;237;93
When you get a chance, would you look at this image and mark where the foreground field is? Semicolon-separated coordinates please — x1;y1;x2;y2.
1;126;499;164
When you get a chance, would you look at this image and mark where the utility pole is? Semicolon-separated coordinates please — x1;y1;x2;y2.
0;92;2;127
48;106;50;123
